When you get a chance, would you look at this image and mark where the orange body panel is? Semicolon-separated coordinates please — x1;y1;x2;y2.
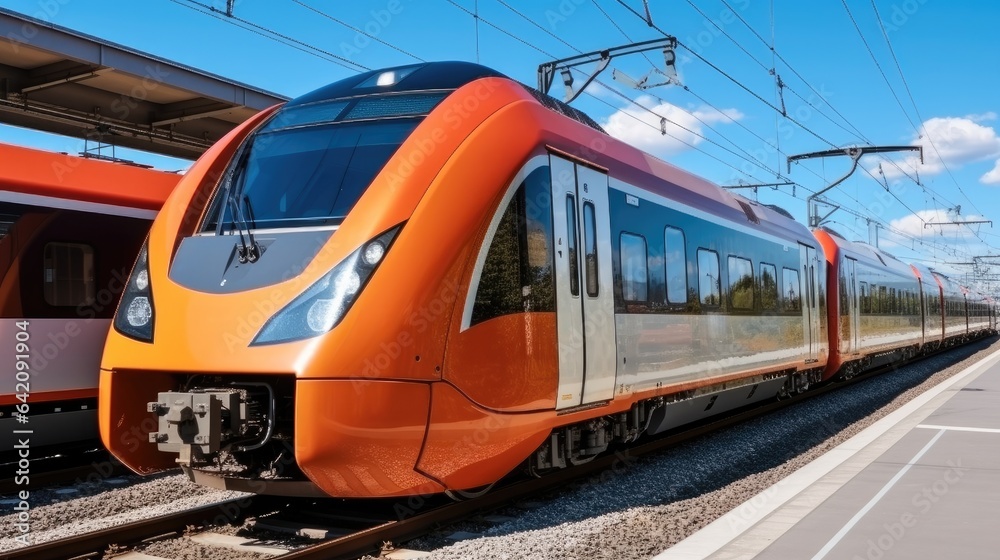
98;368;176;473
815;229;847;379
444;313;558;412
295;379;442;497
417;382;552;489
0;142;178;210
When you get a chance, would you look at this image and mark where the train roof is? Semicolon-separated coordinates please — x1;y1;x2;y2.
278;61;817;248
813;227;916;277
288;61;505;106
0;142;179;217
929;270;966;299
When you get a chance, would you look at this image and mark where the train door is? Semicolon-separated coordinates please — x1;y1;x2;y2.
844;257;860;353
800;243;820;362
549;154;617;410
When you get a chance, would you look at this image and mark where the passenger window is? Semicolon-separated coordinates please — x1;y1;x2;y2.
44;242;95;307
664;226;687;304
728;256;754;310
620;233;648;301
471;167;555;325
759;263;778;310
782;267;800;311
698;249;720;307
583;202;598;297
566;195;580;297
860;281;869;314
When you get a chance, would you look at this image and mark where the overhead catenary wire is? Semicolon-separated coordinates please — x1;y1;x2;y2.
840;0;920;132
474;1;1000;267
493;0;970;254
493;0;792;182
169;0;370;72
612;0;840;150
868;0;989;222
667;0;995;247
288;0;425;62
441;0;777;184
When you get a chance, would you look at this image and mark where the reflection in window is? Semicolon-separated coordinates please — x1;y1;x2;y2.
860;281;869;314
565;195;580;297
698;249;720;307
44;243;95;307
783;267;800;311
203;119;419;231
759;263;778;310
471;167;555;325
664;226;687;304
728;256;754;310
620;233;648;301
583;202;598;297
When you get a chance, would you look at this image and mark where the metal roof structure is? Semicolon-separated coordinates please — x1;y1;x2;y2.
0;7;288;159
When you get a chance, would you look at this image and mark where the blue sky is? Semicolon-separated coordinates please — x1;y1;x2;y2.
4;0;1000;286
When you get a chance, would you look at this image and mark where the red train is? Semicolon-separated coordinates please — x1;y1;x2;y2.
0;143;177;453
98;62;996;498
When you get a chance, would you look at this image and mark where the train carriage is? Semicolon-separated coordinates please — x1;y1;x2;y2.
933;271;970;345
815;228;924;380
99;62;832;498
910;262;945;352
0;143;177;452
964;288;993;337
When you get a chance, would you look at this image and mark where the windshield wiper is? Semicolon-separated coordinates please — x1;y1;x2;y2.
228;197;259;263
223;139;260;264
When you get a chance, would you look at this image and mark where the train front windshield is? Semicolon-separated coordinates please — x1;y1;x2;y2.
201;92;445;232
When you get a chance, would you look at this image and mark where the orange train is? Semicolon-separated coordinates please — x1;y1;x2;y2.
0;142;177;453
98;62;995;498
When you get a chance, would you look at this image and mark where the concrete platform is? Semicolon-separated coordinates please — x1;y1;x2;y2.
656;347;1000;560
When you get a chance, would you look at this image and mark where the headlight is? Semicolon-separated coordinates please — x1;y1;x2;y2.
114;241;155;342
251;224;402;345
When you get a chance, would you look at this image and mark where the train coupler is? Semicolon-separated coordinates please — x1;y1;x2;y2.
147;391;242;464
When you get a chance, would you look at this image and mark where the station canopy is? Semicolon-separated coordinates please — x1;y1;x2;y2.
0;7;288;159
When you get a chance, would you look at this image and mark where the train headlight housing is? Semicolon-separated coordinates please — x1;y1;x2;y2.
252;224;402;345
114;241;155;342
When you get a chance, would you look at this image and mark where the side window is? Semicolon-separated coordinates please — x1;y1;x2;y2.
697;249;720;307
664;226;687;304
44;242;95;307
759;263;778;311
620;233;648;301
566;195;580;297
471;166;555;325
728;256;754;310
860;281;869;314
583;201;599;297
782;267;800;311
43;243;94;307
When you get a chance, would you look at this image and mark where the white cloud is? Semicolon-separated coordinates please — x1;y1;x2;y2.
980;159;1000;184
600;94;743;158
876;116;1000;183
888;208;988;242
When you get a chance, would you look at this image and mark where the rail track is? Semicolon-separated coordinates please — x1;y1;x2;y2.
0;446;128;495
5;338;993;560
